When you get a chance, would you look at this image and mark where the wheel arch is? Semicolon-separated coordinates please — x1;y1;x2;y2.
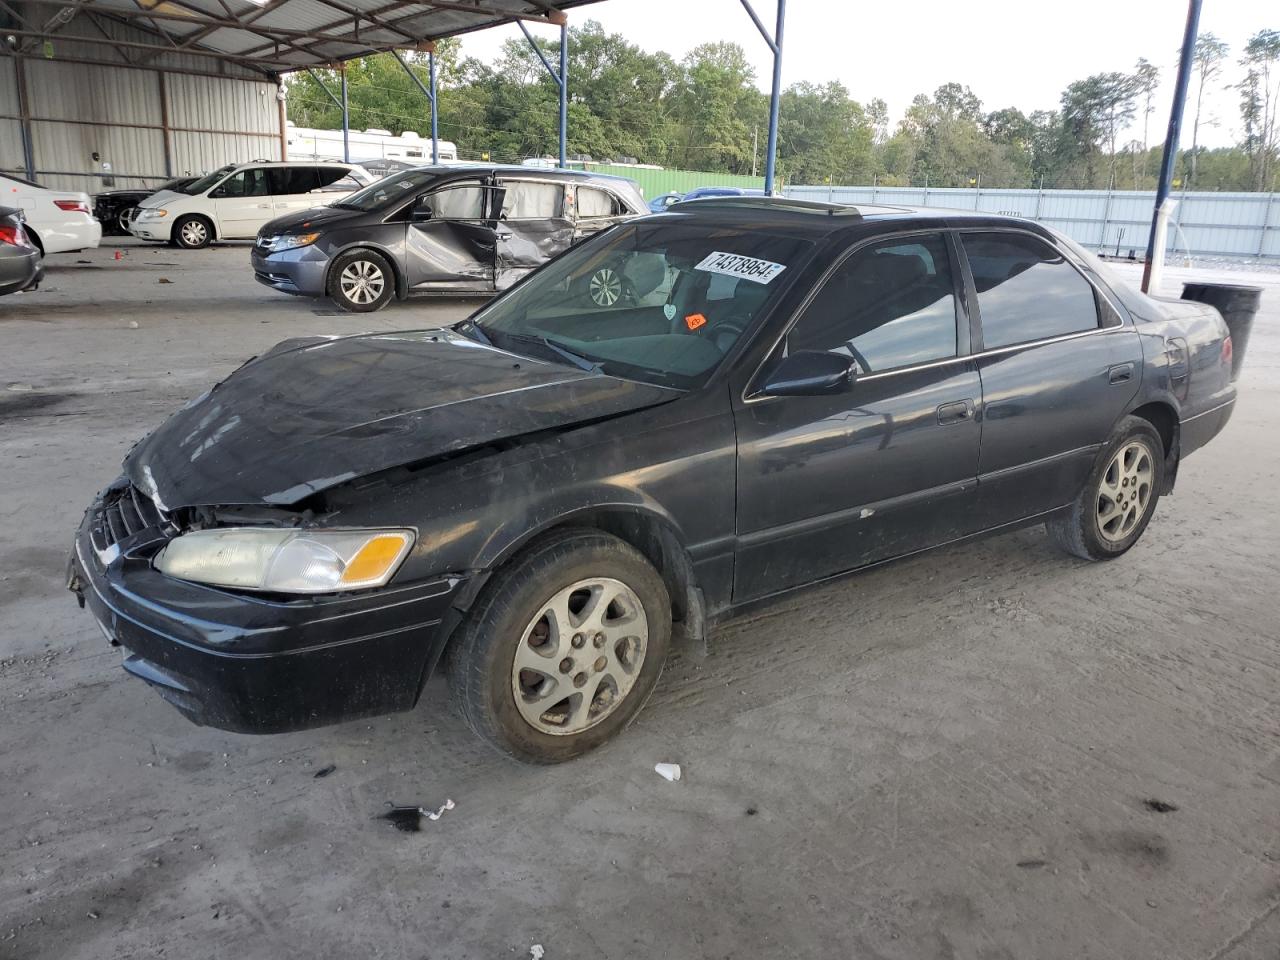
417;503;706;702
1125;399;1180;493
24;226;44;255
326;243;406;299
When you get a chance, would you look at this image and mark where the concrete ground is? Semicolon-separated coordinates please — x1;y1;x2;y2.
1;238;1277;960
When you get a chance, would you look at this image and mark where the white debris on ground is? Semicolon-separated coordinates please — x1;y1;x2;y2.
530;944;545;959
424;798;455;821
654;763;681;782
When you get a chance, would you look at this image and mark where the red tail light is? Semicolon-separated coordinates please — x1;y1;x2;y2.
1221;335;1233;369
0;224;28;247
54;199;90;214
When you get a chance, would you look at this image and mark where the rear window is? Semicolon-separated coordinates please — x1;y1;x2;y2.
500;180;563;219
268;168;320;195
576;187;622;218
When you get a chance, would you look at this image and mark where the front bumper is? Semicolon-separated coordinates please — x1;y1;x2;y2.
129;217;170;241
67;494;466;734
250;244;330;297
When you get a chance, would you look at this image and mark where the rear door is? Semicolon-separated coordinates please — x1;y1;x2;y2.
404;179;499;291
267;166;321;218
959;230;1143;526
493;178;572;290
733;231;983;602
208;167;274;238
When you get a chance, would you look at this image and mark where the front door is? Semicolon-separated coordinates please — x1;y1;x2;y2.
733;232;982;602
208;167;273;238
493;178;573;290
404;180;498;291
958;231;1144;527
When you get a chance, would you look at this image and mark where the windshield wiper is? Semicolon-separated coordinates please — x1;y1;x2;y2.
502;333;602;373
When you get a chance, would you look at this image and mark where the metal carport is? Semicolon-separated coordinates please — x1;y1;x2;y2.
0;1;605;193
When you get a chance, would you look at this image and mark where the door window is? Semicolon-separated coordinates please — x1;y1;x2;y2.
267;167;321;195
499;180;563;219
427;183;491;220
961;232;1100;349
786;233;959;374
211;168;270;198
576;186;621;219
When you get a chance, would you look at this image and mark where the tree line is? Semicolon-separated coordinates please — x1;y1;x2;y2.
287;21;1280;192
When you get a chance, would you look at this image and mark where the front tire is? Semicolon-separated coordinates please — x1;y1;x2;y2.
447;529;672;763
328;249;394;313
1048;415;1164;561
173;215;213;249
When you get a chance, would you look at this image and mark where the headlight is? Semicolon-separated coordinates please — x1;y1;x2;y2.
136;208;168;220
272;231;321;251
153;527;414;593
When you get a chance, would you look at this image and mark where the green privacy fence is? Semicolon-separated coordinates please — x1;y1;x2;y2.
583;164;766;199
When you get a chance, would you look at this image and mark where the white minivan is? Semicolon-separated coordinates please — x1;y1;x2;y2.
0;173;102;255
130;161;375;249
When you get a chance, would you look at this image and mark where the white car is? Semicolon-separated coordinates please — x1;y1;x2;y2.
0;173;102;255
129;161;376;249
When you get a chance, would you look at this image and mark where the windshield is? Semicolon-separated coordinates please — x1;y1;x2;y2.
336;169;440;211
181;165;237;195
467;221;813;389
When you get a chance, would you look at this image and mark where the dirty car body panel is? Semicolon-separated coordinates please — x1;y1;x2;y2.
70;199;1237;734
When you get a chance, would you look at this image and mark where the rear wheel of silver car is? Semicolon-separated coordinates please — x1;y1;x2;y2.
447;529;672;763
173;215;212;249
1048;415;1164;561
328;249;394;313
577;265;631;308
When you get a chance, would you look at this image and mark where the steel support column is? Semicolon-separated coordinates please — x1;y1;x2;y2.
740;0;785;194
13;55;36;181
518;19;567;168
339;65;350;163
1142;0;1201;292
391;49;438;164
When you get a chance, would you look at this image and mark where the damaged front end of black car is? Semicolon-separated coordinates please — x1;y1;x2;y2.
66;326;684;734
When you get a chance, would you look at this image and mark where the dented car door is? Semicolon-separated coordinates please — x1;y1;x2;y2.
493;178;573;291
405;179;498;291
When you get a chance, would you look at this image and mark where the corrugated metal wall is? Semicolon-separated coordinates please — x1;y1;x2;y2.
785;184;1280;261
1;15;280;194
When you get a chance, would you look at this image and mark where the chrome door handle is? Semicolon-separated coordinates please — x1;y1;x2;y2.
936;399;973;425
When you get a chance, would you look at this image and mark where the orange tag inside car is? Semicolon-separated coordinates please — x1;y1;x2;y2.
685;313;707;331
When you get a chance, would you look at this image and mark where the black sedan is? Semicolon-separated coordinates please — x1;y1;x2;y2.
0;206;42;297
93;177;198;236
68;199;1238;762
250;165;647;312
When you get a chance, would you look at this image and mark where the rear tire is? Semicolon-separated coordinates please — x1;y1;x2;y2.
447;529;672;763
328;249;395;313
172;215;213;249
1048;415;1164;561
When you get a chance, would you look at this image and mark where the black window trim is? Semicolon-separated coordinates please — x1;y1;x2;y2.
742;225;1132;405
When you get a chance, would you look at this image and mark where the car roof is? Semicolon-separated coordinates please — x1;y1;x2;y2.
655;196;1044;239
388;163;638;186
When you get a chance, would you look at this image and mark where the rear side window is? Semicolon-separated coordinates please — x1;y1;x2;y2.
268;168;320;195
315;168;364;193
962;232;1100;349
576;187;621;219
500;180;563;219
786;233;959;374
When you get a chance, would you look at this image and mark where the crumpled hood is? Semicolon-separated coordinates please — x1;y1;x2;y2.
261;205;359;235
125;329;678;509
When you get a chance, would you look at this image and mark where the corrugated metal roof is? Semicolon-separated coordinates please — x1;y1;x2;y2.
10;1;605;76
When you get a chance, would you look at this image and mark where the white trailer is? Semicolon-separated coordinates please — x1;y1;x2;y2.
286;124;458;164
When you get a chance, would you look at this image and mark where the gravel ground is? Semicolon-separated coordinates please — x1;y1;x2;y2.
1;239;1277;960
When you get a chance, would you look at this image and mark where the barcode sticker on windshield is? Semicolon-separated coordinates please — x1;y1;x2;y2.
694;251;787;285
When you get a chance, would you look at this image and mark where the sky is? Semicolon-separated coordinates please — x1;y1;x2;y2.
456;0;1272;150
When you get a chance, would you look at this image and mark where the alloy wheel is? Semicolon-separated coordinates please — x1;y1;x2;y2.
339;259;385;305
1096;440;1154;542
588;267;622;307
511;577;648;736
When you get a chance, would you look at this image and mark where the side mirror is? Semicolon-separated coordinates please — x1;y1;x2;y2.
759;350;855;397
412;198;432;222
